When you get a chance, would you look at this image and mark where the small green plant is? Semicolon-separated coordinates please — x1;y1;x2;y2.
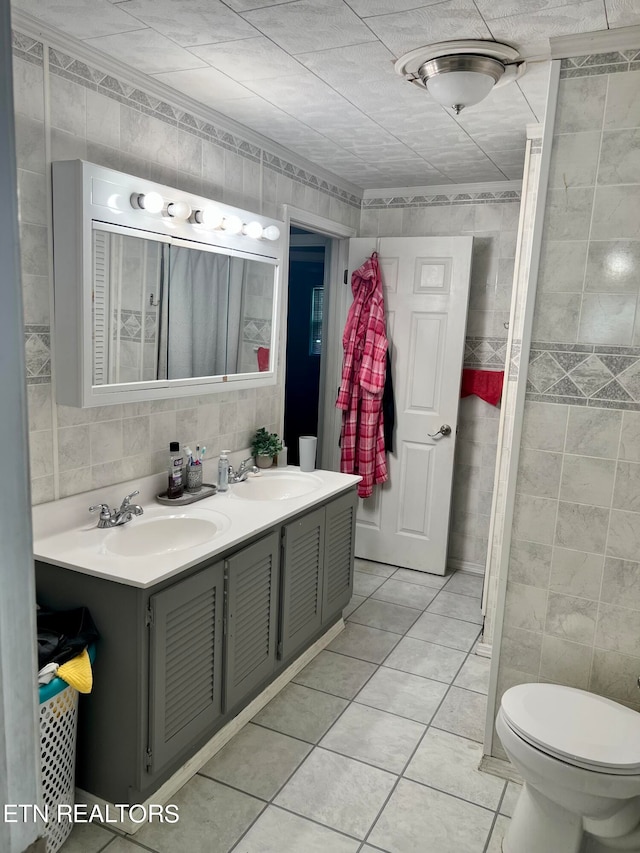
250;427;283;459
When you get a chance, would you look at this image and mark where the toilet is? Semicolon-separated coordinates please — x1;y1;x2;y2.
496;683;640;853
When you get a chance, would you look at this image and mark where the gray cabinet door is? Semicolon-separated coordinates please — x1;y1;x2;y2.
224;532;279;711
322;489;357;621
147;561;224;775
281;507;325;660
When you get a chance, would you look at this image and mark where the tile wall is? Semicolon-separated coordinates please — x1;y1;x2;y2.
494;52;640;756
360;195;521;572
12;31;360;504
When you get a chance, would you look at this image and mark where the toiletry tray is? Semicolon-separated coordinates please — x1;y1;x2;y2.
156;483;217;506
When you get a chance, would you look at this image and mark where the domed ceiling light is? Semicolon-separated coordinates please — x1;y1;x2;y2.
395;40;525;114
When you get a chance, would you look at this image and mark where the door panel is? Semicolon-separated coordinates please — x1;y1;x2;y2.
348;236;473;574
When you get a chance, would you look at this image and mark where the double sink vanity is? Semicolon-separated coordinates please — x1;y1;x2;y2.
33;467;359;810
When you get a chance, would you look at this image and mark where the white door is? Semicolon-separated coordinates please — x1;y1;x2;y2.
347;236;473;575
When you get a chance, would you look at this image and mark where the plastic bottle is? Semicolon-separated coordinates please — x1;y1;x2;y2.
167;441;184;499
217;450;230;492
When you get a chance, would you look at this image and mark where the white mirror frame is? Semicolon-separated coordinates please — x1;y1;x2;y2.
51;160;285;407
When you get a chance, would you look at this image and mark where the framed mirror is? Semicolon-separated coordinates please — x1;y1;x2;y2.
52;161;284;407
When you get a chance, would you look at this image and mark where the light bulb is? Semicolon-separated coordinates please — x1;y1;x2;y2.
194;205;224;229
244;221;264;240
223;215;243;235
166;200;192;221
263;225;280;241
134;191;164;213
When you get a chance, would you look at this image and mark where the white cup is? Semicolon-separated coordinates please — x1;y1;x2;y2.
299;436;317;472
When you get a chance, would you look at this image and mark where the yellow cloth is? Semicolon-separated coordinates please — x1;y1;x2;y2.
57;648;93;693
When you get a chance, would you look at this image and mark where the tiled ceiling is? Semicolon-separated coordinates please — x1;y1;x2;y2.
12;0;640;189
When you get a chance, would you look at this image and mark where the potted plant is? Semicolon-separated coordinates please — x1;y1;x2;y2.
250;427;283;469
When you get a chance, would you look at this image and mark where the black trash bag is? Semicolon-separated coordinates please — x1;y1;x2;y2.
37;607;99;670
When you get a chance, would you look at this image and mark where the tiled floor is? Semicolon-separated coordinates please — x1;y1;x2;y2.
61;562;520;853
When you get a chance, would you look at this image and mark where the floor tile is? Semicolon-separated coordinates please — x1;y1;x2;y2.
103;840;154;853
372;578;437;609
355;667;448;725
134;775;264;853
292;650;377;699
432;686;488;743
343;594;365;618
445;572;484;598
347;598;421;634
320;702;425;774
199;723;311;800
327;623;401;663
354;570;386;597
253;683;348;743
355;558;396;578
427;591;483;624
275;748;396;840
453;655;491;695
368;778;494;853
232;805;360;853
383;636;466;684
486;814;511;853
404;728;505;810
500;781;523;817
408;612;480;651
60;823;115;853
392;568;450;588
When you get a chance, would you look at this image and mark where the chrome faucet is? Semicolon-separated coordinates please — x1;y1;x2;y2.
228;457;258;484
89;490;144;528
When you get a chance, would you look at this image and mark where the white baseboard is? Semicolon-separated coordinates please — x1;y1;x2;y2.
76;618;345;835
479;754;522;784
475;642;492;659
447;558;486;576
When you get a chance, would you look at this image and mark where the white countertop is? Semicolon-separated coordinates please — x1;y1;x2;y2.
33;466;360;589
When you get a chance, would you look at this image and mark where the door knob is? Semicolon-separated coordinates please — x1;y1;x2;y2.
428;424;452;438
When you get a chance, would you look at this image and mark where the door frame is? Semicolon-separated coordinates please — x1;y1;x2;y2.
281;206;356;471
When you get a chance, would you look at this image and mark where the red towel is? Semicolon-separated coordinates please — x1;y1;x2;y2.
461;368;504;407
257;347;270;372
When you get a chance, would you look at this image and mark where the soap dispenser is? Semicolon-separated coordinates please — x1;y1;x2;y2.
218;450;230;492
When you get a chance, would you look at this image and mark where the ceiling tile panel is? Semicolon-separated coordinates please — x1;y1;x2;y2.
606;0;640;27
189;37;304;81
364;0;493;57
123;0;257;46
14;0;143;39
346;0;447;14
152;67;255;105
223;0;300;11
85;28;209;73
241;0;377;54
297;41;398;88
474;0;594;20
517;61;551;123
487;0;608;56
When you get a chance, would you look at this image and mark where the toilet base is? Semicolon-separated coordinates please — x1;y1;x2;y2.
503;783;583;853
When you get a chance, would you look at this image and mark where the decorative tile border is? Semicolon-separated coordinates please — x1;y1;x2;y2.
15;37;362;209
243;318;271;345
117;310;157;343
560;49;640;79
363;191;521;210
464;335;520;381
525;342;640;410
25;325;51;385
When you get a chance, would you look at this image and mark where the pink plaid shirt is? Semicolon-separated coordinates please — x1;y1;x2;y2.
337;253;388;498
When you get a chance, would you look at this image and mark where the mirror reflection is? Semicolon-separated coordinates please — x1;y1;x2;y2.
92;229;275;386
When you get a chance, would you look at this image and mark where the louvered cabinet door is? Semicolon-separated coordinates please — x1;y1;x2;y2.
147;562;224;775
224;532;279;711
281;508;325;660
322;490;357;622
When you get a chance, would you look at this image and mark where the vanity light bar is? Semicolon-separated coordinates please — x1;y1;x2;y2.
130;192;280;240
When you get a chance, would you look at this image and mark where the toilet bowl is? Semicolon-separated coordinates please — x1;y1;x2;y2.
496;683;640;853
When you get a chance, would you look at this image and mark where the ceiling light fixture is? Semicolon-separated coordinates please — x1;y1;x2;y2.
395;40;525;114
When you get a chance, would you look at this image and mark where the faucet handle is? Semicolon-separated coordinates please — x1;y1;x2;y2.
120;490;140;508
89;503;112;518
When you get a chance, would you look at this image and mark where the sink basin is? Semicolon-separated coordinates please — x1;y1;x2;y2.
230;471;322;501
104;511;229;557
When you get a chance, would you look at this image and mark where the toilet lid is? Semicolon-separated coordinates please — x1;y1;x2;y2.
501;684;640;774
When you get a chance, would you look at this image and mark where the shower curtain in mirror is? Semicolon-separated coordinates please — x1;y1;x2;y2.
161;247;244;379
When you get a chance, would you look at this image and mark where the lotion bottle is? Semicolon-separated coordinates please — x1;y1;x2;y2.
217;450;230;492
167;441;184;499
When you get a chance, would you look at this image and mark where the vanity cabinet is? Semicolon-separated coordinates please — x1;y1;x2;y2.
34;487;356;806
